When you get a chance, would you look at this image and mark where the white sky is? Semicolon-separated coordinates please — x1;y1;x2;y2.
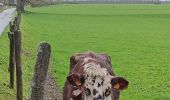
160;0;170;1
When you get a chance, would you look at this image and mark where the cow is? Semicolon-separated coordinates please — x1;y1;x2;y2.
63;52;129;100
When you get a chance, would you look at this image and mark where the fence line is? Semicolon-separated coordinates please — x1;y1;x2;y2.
7;11;55;100
8;12;23;100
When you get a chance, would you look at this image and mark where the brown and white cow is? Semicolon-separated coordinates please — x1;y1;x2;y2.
63;52;129;100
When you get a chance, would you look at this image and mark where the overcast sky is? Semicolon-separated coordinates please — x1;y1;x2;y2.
160;0;170;1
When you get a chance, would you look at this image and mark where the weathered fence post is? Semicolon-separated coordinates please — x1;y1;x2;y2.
14;29;23;100
8;22;15;89
30;42;51;100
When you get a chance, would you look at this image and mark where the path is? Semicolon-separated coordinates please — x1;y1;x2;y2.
0;8;16;36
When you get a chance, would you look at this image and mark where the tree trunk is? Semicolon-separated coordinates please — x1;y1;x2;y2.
17;0;25;12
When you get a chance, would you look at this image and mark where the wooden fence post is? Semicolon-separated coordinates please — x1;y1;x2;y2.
14;30;23;100
8;22;15;89
18;12;21;24
15;12;21;30
30;42;51;100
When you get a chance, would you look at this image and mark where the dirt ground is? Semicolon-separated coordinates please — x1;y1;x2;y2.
44;73;63;100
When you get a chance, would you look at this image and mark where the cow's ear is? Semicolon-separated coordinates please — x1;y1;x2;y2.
70;54;84;70
67;74;85;87
70;55;79;71
111;77;129;90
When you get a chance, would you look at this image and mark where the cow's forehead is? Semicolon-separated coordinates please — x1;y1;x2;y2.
83;57;111;77
83;57;113;91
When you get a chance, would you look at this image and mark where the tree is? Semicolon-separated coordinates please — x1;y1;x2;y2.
17;0;25;12
8;0;15;6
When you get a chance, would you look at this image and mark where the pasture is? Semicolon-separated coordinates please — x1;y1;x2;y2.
0;4;170;100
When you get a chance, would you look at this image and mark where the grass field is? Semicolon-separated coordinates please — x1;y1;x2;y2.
1;4;170;100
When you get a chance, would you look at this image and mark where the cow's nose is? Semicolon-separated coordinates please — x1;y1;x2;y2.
93;95;103;100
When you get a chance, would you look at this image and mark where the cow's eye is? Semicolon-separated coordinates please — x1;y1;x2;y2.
85;88;91;96
105;88;111;97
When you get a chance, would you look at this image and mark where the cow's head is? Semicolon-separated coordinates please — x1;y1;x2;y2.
67;57;129;100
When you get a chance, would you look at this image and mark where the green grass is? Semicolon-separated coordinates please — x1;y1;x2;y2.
1;4;170;100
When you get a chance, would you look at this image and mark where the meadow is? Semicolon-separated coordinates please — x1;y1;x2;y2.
0;4;170;100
